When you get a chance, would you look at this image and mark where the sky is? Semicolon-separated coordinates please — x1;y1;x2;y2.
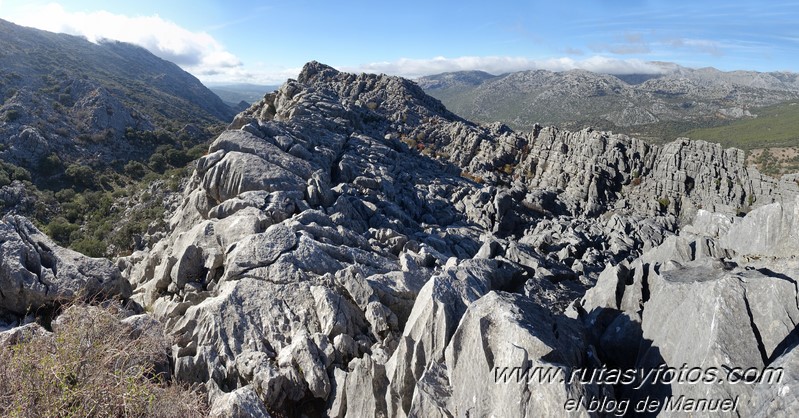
1;0;798;85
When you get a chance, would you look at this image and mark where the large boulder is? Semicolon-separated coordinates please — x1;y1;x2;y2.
0;215;130;315
443;291;607;417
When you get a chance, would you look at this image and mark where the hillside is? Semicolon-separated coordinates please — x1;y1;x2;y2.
0;19;237;258
682;100;799;175
0;18;234;170
418;64;799;143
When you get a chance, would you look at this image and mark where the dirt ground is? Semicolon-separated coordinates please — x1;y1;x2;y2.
746;146;799;175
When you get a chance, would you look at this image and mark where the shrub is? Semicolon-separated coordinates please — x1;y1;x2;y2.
71;237;107;258
65;164;97;189
657;197;671;209
0;303;207;417
124;161;150;178
45;217;79;245
148;154;167;172
39;153;63;175
3;109;20;122
0;162;32;183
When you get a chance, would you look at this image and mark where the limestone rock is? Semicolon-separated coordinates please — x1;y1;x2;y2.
209;386;272;418
444;291;605;417
116;62;799;416
0;215;130;315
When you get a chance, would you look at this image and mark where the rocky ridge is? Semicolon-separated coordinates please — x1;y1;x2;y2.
3;61;799;417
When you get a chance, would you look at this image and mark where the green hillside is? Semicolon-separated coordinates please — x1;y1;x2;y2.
684;101;799;150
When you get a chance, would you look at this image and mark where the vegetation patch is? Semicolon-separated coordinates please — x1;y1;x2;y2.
0;303;207;418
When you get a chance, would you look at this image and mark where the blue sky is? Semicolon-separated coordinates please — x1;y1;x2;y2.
2;0;798;84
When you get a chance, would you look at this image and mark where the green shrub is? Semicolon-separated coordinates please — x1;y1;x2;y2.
657;197;671;209
3;109;20;122
71;238;107;258
124;161;149;178
64;164;97;189
39;153;63;175
45;217;79;245
148;154;167;172
0;162;32;183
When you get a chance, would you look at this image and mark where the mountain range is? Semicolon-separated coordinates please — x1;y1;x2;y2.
418;63;799;142
2;18;799;417
207;83;279;111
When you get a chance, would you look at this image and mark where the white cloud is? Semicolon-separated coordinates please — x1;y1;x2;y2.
6;3;243;78
348;55;667;78
199;65;304;86
667;38;724;57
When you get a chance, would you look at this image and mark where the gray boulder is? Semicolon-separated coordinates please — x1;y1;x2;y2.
0;215;130;315
444;291;606;417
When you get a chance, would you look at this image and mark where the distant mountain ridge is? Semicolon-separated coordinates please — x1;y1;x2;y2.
0;18;234;169
208;83;279;110
417;64;799;140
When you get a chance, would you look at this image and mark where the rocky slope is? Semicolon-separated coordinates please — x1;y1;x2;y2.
418;64;799;138
0;18;233;170
3;61;799;417
111;62;799;416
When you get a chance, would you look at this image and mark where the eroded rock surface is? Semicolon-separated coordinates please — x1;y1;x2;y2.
0;215;130;315
115;62;799;416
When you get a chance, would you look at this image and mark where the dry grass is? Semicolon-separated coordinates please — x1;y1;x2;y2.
0;303;207;418
461;171;484;184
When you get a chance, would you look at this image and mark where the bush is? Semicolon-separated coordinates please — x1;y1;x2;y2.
65;164;97;189
0;161;32;183
39;153;63;175
0;303;208;417
124;161;149;178
3;109;20;122
71;238;107;258
45;217;79;245
148;154;167;172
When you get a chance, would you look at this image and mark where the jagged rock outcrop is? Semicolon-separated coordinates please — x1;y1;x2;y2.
580;199;799;416
117;61;799;416
0;215;131;316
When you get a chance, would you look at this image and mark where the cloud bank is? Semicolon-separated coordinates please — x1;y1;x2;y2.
349;55;666;79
